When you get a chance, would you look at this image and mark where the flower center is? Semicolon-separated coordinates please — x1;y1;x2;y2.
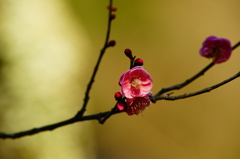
131;78;142;89
212;47;221;56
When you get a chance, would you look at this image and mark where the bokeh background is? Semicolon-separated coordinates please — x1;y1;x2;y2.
0;0;240;159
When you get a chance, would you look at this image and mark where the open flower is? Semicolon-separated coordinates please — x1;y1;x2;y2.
119;66;153;99
125;95;151;115
200;36;232;63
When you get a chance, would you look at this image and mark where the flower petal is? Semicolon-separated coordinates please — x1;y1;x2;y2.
130;88;142;97
126;96;151;115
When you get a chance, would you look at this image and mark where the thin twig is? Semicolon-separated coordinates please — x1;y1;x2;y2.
231;41;240;50
75;0;113;117
155;71;240;101
151;41;240;102
130;56;136;69
151;62;214;102
99;105;121;124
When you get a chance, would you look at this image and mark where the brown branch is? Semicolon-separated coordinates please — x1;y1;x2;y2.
151;41;240;102
1;71;239;139
151;62;215;102
154;71;240;101
0;110;122;139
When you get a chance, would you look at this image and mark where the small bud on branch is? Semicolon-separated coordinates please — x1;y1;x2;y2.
134;58;144;66
114;92;122;101
124;48;133;59
108;40;116;47
110;14;116;20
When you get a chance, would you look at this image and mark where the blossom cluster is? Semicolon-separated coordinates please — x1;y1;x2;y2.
114;36;232;116
115;49;153;115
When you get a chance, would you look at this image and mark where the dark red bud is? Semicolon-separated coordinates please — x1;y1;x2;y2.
106;5;110;9
108;40;116;47
124;49;133;59
114;92;122;101
112;7;117;11
134;58;144;66
110;14;116;20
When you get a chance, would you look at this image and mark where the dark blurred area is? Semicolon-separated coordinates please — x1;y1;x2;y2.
0;0;240;159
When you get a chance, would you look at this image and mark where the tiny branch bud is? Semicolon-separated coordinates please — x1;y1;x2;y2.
124;49;133;59
110;14;116;20
108;40;116;47
112;7;117;11
134;58;144;66
114;92;122;101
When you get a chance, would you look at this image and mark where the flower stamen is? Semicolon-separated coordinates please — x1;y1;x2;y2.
131;78;142;89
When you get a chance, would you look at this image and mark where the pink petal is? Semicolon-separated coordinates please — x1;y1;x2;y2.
121;85;132;98
129;68;141;77
141;78;152;84
130;88;142;97
141;82;153;93
126;96;151;115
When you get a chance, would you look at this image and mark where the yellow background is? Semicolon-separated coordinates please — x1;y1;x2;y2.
0;0;240;158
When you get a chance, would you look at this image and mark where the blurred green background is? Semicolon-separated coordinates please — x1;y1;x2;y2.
0;0;240;159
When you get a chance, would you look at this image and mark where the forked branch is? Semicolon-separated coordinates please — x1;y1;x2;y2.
0;1;239;139
152;41;240;101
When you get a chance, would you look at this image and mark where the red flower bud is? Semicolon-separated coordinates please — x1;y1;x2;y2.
124;49;133;59
114;92;122;101
116;101;126;111
112;7;117;11
110;14;116;20
134;58;144;66
108;40;116;47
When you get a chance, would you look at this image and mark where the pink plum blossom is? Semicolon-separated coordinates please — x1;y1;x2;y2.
200;36;232;63
126;95;151;115
119;66;153;99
